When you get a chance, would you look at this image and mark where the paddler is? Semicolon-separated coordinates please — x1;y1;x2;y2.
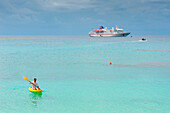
29;78;40;90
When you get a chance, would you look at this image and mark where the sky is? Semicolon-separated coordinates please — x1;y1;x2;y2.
0;0;170;35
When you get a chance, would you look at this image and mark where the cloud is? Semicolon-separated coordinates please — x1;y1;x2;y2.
1;0;170;16
0;0;170;25
148;0;170;4
0;0;97;22
0;0;38;23
0;1;37;15
36;0;96;11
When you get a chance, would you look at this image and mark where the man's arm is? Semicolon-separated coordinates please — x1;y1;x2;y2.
37;86;40;90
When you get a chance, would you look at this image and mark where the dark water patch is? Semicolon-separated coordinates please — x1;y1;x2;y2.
136;49;170;52
111;62;170;68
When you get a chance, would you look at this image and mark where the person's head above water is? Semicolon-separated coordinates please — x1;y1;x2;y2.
34;78;37;82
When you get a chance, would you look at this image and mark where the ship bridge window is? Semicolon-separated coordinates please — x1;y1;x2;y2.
117;30;123;32
96;31;104;33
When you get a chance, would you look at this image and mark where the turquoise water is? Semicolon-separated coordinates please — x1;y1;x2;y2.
0;36;170;113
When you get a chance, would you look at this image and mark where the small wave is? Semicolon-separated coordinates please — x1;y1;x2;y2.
15;42;67;45
138;40;147;42
125;41;140;42
125;40;147;43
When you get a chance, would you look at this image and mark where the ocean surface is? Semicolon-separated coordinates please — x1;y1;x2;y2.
0;35;170;113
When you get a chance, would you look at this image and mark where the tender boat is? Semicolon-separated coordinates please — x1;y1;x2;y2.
142;38;146;41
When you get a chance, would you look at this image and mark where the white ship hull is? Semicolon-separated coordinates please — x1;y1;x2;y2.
89;32;130;37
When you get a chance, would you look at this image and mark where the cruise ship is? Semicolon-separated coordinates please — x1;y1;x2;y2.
89;26;130;37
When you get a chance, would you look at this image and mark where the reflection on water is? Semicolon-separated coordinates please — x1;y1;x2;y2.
29;92;42;107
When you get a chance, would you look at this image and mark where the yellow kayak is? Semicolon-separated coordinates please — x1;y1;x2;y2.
28;87;42;93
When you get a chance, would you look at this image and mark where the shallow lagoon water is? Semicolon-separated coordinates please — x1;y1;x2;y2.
0;36;170;113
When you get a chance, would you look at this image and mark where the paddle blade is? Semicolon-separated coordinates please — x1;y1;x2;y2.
23;76;29;81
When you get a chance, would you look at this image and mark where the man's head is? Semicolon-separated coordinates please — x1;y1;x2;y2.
34;78;37;82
